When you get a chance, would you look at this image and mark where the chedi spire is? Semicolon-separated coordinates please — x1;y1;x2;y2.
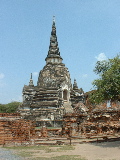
29;73;34;86
73;79;78;90
45;16;63;64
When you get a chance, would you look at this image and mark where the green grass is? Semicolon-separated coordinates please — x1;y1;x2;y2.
4;145;49;150
4;145;86;160
17;150;33;157
4;145;74;153
56;145;74;151
31;155;86;160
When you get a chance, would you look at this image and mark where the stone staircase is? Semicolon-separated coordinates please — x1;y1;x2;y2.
63;101;73;113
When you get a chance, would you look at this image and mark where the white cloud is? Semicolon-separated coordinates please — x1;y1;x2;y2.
0;73;5;79
33;72;39;77
82;74;88;78
95;53;107;61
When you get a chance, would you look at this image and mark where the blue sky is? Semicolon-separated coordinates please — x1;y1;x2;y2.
0;0;120;104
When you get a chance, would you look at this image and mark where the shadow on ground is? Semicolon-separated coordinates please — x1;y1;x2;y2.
90;140;120;148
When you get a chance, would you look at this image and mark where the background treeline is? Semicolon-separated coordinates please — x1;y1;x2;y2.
0;101;21;113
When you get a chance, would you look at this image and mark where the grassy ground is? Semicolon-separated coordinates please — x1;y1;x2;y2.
30;155;85;160
4;145;86;160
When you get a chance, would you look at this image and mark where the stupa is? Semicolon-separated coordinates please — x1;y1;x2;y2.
21;17;85;127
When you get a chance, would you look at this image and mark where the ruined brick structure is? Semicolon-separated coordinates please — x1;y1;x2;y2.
21;17;84;127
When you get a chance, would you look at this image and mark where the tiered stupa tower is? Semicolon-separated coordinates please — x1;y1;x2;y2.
22;17;84;126
32;17;72;109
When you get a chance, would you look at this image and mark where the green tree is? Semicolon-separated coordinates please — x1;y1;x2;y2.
90;55;120;104
0;101;21;113
0;104;7;113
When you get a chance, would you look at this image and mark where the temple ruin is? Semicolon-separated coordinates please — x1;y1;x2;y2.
0;18;119;146
20;17;84;126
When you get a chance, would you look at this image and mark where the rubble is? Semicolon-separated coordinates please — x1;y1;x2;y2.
62;108;120;139
0;107;120;146
0;113;35;145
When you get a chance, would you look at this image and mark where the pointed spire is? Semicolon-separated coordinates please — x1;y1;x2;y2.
45;16;63;64
29;73;34;86
73;79;78;90
30;73;32;79
53;15;55;25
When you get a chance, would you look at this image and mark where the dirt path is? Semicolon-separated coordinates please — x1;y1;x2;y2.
30;141;120;160
72;141;120;160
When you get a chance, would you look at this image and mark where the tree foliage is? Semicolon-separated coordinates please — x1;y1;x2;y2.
90;55;120;104
0;101;21;113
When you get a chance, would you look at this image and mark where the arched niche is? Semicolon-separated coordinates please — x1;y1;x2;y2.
63;89;68;101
